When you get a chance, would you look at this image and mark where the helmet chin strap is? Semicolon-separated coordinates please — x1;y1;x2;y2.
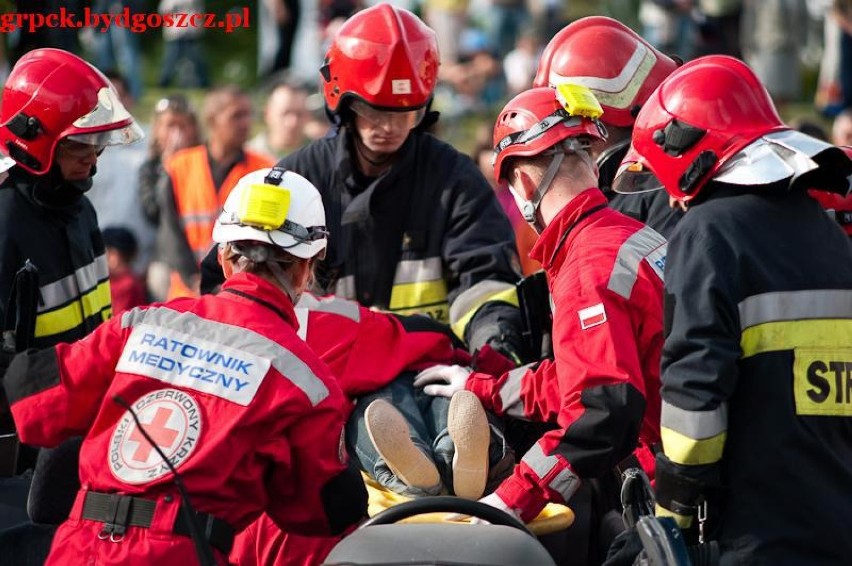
522;150;565;233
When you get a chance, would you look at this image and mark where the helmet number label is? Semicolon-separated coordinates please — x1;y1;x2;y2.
391;79;412;95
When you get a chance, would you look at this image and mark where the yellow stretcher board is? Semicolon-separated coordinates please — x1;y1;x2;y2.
362;473;575;536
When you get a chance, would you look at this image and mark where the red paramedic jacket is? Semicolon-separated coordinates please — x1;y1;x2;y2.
231;295;512;566
3;272;366;565
466;188;666;522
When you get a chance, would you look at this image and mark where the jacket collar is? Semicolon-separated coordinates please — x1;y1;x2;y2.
218;272;299;329
335;127;419;225
530;187;608;275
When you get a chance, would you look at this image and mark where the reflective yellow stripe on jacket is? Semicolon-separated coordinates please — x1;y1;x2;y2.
389;257;450;322
449;279;519;340
660;401;727;466
34;254;112;338
662;289;852;468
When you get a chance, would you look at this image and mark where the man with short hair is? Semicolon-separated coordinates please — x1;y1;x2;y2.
159;85;273;299
247;78;312;159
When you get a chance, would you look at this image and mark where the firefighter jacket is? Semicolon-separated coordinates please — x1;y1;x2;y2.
655;184;852;564
2;272;367;565
162;145;273;299
275;128;525;358
0;167;110;350
466;188;666;522
598;138;683;239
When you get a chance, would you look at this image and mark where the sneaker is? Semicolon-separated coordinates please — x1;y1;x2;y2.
365;399;441;491
448;390;490;499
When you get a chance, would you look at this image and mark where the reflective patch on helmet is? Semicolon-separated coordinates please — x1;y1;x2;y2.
550;42;655;110
392;79;412;94
109;388;202;485
793;348;852;416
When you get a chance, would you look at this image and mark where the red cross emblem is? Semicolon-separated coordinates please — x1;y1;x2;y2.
127;407;179;462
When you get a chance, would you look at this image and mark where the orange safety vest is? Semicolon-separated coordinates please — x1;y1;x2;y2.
165;145;273;299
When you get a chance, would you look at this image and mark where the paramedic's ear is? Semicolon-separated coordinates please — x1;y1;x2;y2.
218;244;234;279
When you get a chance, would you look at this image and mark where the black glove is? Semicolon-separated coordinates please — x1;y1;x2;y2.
603;527;645;566
0;348;16;434
486;334;525;366
0;347;14;380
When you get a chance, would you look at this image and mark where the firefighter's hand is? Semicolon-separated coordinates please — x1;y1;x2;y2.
486;335;524;366
413;365;472;397
0;350;15;434
602;527;644;566
0;349;13;381
444;492;522;524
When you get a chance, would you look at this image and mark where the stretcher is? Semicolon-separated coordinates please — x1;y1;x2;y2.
362;472;575;535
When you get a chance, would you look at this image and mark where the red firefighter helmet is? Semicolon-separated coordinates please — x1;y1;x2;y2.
492;85;607;182
533;16;679;128
0;48;143;175
321;3;440;114
810;146;852;236
614;55;792;202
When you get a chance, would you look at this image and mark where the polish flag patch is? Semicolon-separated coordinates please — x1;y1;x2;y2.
578;303;607;329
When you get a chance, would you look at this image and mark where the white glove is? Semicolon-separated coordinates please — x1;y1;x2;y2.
412;364;472;398
445;492;523;524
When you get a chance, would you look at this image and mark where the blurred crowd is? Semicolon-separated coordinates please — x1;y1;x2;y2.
3;0;852;311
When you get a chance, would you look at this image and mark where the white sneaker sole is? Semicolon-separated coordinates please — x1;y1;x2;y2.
448;391;490;499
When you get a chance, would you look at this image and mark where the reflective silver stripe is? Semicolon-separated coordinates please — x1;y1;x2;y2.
295;307;309;340
39;255;109;312
296;293;360;322
180;211;217;224
334;276;356;300
449;280;517;325
121;306;329;405
660;401;727;440
499;364;534;419
738;289;852;330
393;257;443;285
521;442;579;501
607;226;667;299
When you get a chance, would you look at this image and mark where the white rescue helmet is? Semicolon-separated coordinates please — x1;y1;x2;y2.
212;167;328;260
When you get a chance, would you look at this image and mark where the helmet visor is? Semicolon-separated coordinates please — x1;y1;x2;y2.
612;159;665;194
350;99;426;130
65;122;144;146
67;87;144;146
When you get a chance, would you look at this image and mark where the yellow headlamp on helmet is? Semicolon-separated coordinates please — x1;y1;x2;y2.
555;83;604;120
237;183;291;231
